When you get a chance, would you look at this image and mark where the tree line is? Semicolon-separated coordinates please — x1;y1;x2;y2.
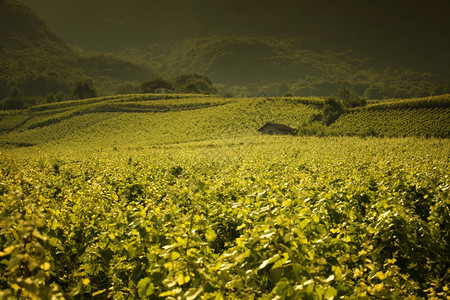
0;74;218;110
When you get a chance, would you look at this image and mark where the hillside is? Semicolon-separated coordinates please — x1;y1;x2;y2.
129;37;445;98
1;134;448;299
5;0;447;99
0;100;449;298
0;0;156;99
0;0;80;98
0;94;320;149
21;0;450;81
1;94;449;151
0;96;449;298
329;95;450;138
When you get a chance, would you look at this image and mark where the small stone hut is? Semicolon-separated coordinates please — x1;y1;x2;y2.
258;122;295;135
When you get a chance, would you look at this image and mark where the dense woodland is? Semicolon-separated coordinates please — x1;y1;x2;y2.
131;37;450;98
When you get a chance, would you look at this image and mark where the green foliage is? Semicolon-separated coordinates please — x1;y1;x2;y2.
0;137;449;298
0;0;158;99
142;78;173;93
364;95;450;110
330;95;450;138
321;97;345;125
2;0;449;101
77;52;156;81
296;121;327;136
0;89;26;110
338;87;366;108
128;37;447;98
0;94;317;147
173;74;218;95
0;89;48;110
307;87;365;127
0;93;449;298
72;80;97;100
142;74;218;95
331;107;450;138
1;93;448;147
0;0;80;99
2;0;448;101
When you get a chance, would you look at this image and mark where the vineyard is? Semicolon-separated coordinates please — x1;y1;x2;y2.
330;95;450;138
0;94;449;299
330;107;450;138
0;95;320;149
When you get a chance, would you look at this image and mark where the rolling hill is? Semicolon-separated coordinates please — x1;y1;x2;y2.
329;95;450;138
0;0;80;97
0;94;448;152
0;94;319;149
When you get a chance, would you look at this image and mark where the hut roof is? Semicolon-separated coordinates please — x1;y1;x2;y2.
258;122;295;132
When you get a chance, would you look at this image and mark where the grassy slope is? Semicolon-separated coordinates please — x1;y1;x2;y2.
330;95;450;138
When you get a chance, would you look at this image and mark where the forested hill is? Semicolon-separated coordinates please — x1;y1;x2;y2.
0;0;66;50
0;0;156;99
2;0;449;100
0;0;79;98
128;37;449;98
21;0;450;80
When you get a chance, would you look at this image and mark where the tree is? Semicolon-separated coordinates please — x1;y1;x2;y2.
55;91;67;102
364;86;383;100
142;74;218;95
322;96;344;125
72;80;97;99
173;74;218;94
338;87;365;108
142;78;173;93
0;88;26;109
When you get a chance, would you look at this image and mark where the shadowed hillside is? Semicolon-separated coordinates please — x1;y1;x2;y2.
21;0;450;79
0;0;80;97
2;0;449;99
128;37;448;98
0;0;156;99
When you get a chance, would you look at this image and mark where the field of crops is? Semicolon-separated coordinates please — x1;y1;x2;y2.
1;136;449;299
330;107;450;138
0;95;319;149
330;95;450;138
1;94;449;299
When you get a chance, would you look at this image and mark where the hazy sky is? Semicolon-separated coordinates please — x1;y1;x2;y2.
20;0;450;52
